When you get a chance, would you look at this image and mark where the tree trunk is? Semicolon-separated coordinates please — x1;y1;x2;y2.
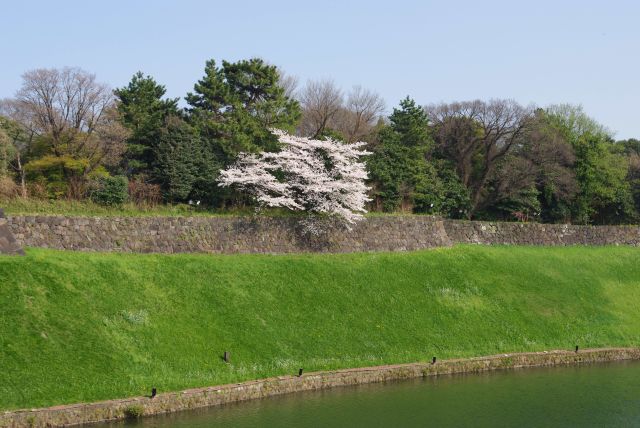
16;154;27;198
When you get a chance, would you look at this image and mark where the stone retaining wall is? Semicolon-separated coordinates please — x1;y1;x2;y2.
0;210;23;255
6;215;452;254
1;348;638;428
444;220;640;246
5;214;640;254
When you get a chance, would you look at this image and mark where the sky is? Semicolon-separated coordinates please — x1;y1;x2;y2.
2;0;639;138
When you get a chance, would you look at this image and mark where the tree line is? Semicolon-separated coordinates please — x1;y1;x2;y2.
0;58;638;224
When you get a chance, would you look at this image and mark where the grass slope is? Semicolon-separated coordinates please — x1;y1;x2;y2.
1;245;640;410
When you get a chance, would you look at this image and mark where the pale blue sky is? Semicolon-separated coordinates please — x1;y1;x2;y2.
2;0;639;138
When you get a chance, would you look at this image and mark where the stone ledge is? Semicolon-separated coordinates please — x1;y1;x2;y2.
1;347;638;427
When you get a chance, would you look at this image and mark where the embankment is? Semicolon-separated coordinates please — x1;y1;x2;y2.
2;246;640;415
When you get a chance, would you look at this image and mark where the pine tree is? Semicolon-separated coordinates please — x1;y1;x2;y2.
368;97;468;214
152;117;201;202
185;58;301;206
115;72;179;175
186;58;301;163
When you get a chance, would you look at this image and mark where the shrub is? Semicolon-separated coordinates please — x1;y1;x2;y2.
0;176;19;198
90;176;129;206
26;181;48;199
128;178;162;206
24;155;90;199
123;404;145;419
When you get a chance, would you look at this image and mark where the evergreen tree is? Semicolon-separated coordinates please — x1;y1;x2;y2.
368;97;469;214
185;58;301;206
152;117;201;203
114;72;179;175
186;58;301;162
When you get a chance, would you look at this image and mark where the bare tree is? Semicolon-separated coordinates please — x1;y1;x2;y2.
427;99;533;215
481;115;578;221
298;81;385;142
523;113;577;202
339;85;385;143
277;69;299;99
0;110;37;198
2;67;126;171
87;106;128;168
298;79;343;138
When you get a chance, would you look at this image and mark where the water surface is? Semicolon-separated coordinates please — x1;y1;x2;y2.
108;361;640;427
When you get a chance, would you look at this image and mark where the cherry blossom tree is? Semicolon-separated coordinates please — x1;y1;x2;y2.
218;129;371;227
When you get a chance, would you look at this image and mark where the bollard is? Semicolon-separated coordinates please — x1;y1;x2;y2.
298;368;304;377
224;351;230;363
575;345;579;353
151;388;157;399
432;356;437;364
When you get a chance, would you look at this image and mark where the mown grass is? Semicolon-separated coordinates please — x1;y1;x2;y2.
1;245;640;410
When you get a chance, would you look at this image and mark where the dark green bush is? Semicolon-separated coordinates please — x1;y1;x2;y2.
90;176;129;206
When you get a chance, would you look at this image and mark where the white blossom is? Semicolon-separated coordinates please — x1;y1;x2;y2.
218;129;371;226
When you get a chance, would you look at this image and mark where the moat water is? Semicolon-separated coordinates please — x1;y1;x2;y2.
106;360;640;427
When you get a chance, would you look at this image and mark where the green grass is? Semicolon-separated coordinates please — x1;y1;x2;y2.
0;198;249;217
1;245;640;410
0;197;426;218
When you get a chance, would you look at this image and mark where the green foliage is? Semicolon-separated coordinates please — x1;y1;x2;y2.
386;97;432;147
621;139;640;216
368;139;427;211
481;184;541;222
24;155;89;198
2;246;640;410
123;405;145;419
25;155;88;177
316;128;347;143
114;72;179;175
572;133;635;224
528;111;578;223
368;98;432;211
431;159;472;218
368;98;469;215
546;104;611;142
152;118;201;202
621;138;640;156
542;106;635;224
184;58;301;207
89;176;129;206
186;58;301;162
0;128;17;177
5;62;640;224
